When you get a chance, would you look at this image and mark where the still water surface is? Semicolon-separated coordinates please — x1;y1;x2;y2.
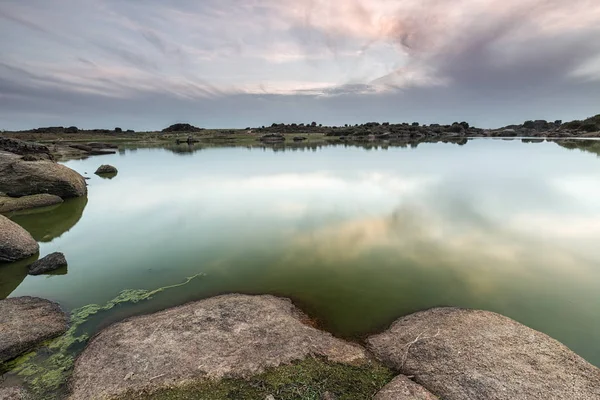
2;139;600;366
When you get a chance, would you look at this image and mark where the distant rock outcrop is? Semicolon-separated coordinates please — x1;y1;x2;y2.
0;214;39;263
367;307;600;400
162;123;203;133
0;137;53;160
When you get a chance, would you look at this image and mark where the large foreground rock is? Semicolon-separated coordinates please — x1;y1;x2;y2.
0;152;86;198
367;307;600;400
0;297;69;363
0;215;38;262
70;294;368;400
0;194;63;213
374;375;438;400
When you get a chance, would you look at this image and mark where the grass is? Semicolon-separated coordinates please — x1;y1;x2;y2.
113;357;395;400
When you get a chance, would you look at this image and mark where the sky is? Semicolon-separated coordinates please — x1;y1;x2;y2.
1;0;599;131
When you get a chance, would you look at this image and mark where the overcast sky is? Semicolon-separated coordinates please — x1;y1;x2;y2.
1;0;599;130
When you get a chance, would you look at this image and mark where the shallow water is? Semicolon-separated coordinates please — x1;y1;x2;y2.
2;139;600;367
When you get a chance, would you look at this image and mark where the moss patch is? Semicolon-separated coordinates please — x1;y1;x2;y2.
114;357;394;400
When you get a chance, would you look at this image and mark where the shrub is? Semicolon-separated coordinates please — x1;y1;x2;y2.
581;123;599;132
459;121;470;129
115;127;122;133
449;124;464;133
523;120;535;129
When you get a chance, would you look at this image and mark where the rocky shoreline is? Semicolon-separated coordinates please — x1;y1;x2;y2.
0;294;598;400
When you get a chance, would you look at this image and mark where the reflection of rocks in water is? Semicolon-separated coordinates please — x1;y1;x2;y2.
0;255;35;299
97;172;118;180
553;139;600;157
165;143;205;155
9;196;88;243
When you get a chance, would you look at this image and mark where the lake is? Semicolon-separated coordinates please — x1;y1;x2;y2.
2;139;600;367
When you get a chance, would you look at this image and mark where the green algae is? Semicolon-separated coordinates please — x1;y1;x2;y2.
1;273;204;399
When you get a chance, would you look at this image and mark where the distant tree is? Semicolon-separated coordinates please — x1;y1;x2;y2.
459;121;469;130
65;126;79;133
318;124;322;127
311;121;317;127
115;127;122;133
449;124;464;133
523;120;535;129
412;122;419;126
554;120;562;125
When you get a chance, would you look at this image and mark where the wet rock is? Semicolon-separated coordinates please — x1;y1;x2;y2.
94;165;118;175
373;375;438;400
0;152;87;198
0;296;69;363
0;194;63;213
367;307;600;400
293;136;307;142
0;215;38;263
28;252;67;275
70;294;368;400
69;144;93;152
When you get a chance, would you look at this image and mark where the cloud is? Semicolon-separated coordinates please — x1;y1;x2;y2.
0;0;599;129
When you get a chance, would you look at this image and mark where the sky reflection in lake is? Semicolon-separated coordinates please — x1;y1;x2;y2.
3;139;600;366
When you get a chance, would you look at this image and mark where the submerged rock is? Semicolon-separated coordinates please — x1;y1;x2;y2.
70;294;368;400
0;194;63;213
374;375;438;400
0;215;38;263
0;152;87;198
28;252;68;275
94;164;118;175
367;307;600;400
0;297;69;363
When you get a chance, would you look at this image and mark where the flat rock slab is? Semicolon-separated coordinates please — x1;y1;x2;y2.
28;252;68;275
0;297;69;363
374;375;438;400
0;215;38;263
0;194;63;213
0;153;87;198
70;294;368;400
367;307;600;400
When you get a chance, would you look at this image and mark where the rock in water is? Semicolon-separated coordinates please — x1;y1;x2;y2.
0;194;63;213
70;294;368;400
367;307;600;400
0;297;69;363
0;152;87;198
94;164;118;175
374;375;438;400
0;215;39;262
28;252;68;275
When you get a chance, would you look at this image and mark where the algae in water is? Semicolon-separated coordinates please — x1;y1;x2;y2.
2;273;204;398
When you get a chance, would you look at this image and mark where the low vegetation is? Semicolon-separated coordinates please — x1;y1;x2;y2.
114;357;394;400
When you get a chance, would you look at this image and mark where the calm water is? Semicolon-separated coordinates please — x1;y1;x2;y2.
2;139;600;366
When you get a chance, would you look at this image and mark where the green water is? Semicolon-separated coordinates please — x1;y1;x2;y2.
2;139;600;368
